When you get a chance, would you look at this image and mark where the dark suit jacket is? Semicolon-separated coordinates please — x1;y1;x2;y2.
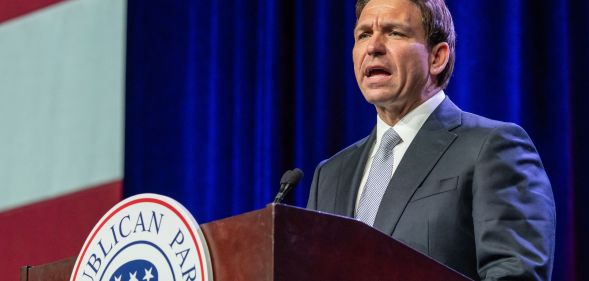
307;97;556;280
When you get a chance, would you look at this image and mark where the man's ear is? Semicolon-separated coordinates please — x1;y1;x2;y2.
429;42;449;76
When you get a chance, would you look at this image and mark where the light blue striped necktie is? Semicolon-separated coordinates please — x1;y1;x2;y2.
356;128;402;226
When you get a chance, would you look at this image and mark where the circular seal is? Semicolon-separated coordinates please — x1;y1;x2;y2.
70;194;213;281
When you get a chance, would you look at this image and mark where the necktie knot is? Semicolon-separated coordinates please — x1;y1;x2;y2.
380;128;402;152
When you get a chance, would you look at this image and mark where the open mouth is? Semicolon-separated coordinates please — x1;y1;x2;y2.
365;67;391;77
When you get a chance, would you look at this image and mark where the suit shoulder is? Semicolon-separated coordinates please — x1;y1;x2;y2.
459;111;528;137
457;111;539;162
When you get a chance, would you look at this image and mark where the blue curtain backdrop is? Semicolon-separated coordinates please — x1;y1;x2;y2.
124;0;588;279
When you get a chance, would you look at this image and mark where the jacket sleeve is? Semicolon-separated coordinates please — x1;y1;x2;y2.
473;123;556;281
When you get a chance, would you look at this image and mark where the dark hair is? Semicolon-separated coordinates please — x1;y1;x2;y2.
355;0;456;89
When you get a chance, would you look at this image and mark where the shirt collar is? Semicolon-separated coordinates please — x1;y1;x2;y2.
374;90;446;152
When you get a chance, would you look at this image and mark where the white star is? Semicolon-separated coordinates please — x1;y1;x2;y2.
143;267;155;281
129;271;139;281
114;275;122;281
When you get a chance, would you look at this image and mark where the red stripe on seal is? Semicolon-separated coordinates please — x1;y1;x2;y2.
0;0;67;24
71;197;206;281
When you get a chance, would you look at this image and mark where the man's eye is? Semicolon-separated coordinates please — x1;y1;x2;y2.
390;31;405;37
357;32;370;40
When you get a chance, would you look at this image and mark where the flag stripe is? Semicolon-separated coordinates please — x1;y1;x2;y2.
0;0;67;24
0;0;125;211
0;180;122;281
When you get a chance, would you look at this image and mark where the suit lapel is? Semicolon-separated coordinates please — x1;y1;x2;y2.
373;98;462;235
333;128;377;217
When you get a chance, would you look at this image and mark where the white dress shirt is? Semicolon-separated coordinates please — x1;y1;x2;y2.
355;91;446;209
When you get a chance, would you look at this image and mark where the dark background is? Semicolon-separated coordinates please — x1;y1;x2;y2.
124;0;589;279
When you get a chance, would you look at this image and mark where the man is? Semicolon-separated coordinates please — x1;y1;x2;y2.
306;0;556;280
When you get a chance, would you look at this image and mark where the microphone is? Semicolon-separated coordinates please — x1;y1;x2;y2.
273;168;304;203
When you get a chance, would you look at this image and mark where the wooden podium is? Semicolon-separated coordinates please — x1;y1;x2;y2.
21;204;471;281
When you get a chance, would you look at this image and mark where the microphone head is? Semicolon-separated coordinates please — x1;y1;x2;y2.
289;168;304;185
280;170;293;184
274;168;304;204
279;168;304;185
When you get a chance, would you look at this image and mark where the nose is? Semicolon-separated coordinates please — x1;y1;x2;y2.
367;34;386;57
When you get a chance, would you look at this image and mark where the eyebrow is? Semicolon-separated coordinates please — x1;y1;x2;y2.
354;21;412;34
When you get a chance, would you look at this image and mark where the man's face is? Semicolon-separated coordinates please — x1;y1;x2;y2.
353;0;432;109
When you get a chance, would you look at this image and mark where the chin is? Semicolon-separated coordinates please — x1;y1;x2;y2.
361;89;398;105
